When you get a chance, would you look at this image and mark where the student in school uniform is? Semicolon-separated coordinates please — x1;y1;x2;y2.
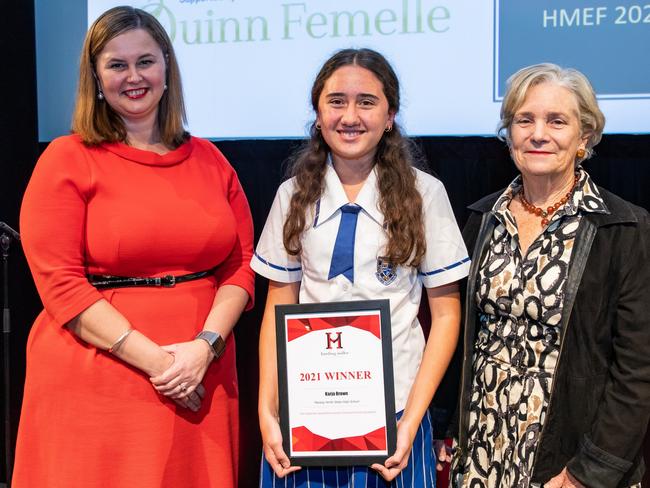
251;48;470;487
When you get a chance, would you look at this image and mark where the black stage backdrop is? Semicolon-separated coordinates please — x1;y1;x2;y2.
1;3;649;487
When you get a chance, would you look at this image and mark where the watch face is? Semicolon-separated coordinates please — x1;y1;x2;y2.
197;331;225;358
214;337;226;357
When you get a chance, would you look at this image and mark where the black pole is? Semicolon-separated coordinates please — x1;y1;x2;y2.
0;222;20;487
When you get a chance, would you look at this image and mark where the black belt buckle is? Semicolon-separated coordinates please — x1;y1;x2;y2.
160;275;176;287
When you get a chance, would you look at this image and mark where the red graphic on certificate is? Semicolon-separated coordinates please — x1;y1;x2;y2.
286;314;381;342
291;425;387;452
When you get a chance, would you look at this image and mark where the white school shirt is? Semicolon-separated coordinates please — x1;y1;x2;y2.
251;163;470;411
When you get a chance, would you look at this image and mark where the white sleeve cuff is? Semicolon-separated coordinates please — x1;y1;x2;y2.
420;257;470;288
250;252;302;283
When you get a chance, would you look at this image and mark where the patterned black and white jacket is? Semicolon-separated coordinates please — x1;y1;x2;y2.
453;185;650;488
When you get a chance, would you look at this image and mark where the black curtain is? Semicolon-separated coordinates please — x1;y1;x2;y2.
0;1;39;485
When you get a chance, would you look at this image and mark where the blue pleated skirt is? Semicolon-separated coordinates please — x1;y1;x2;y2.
259;410;436;488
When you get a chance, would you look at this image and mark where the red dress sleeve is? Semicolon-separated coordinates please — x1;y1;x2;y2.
19;136;104;326
209;143;255;310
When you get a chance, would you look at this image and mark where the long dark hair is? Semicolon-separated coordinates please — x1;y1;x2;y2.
283;48;426;267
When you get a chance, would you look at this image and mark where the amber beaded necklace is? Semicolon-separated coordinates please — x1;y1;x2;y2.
519;173;580;226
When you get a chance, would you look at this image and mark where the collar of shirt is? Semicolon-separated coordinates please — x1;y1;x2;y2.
488;168;610;242
568;167;609;216
314;159;384;228
492;168;609;223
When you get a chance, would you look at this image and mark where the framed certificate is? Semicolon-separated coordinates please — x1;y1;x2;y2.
275;299;396;466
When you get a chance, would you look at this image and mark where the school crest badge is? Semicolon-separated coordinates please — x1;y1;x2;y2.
375;258;397;286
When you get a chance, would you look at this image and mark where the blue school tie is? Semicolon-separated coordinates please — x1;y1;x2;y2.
328;204;361;283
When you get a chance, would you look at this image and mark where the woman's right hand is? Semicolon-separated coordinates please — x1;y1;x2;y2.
151;351;204;412
260;411;301;478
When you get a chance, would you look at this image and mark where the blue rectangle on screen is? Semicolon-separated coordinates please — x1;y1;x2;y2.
494;0;650;100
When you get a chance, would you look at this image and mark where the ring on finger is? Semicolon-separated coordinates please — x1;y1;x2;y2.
180;383;187;392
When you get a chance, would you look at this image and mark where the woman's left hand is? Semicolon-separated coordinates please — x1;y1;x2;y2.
434;439;453;471
371;418;417;482
545;467;586;488
150;340;214;399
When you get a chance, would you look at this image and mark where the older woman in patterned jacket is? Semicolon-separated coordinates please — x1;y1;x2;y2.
449;64;650;488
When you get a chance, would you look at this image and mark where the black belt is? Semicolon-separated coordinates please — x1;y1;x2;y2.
87;268;214;289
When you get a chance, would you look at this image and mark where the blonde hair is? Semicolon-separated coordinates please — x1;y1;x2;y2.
497;63;605;161
72;6;188;147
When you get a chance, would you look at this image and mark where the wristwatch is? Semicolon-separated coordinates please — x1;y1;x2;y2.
195;331;226;360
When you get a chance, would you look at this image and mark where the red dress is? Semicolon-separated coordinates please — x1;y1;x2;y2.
13;135;254;487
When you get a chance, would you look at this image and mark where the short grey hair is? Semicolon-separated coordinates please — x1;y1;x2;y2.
497;63;605;161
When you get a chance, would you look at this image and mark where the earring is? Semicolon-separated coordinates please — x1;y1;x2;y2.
576;148;586;159
385;125;392;133
97;90;104;100
164;84;168;91
315;122;321;130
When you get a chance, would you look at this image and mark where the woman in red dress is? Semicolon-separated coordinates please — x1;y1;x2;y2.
13;7;254;487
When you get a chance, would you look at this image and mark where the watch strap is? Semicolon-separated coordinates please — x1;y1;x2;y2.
195;330;226;360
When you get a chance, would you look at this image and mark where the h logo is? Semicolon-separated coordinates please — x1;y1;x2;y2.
325;331;343;350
